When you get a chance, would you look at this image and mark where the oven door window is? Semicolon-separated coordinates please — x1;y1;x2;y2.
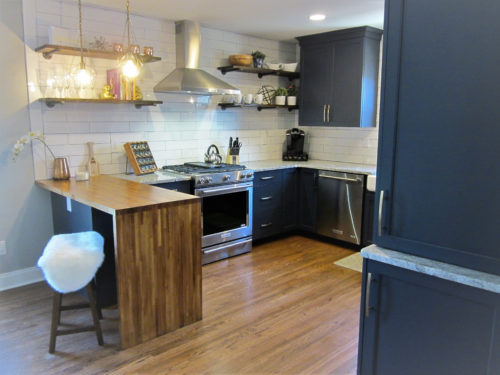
202;190;248;235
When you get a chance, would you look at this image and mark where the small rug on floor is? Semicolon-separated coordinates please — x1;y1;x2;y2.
334;252;363;273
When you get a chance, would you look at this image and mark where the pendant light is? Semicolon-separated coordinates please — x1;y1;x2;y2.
119;0;142;80
72;0;95;89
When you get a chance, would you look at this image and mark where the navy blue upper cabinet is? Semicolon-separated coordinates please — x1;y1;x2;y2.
375;0;500;275
297;27;382;127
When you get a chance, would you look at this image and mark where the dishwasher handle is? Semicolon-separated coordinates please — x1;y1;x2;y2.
318;173;362;184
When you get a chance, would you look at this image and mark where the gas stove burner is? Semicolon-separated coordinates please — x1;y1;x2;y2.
161;162;253;187
162;162;246;174
184;162;246;171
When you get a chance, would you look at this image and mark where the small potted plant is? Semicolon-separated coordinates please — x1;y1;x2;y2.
274;87;288;106
287;84;297;106
251;50;266;68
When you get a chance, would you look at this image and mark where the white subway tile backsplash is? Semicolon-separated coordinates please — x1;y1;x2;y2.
44;121;90;134
90;122;130;133
99;163;125;175
130;122;165;132
67;133;110;144
44;134;68;145
27;0;379;177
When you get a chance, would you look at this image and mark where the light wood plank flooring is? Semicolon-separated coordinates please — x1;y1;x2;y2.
0;235;362;374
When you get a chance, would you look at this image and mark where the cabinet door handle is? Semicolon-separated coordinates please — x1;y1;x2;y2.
260;176;275;181
260;196;273;201
323;104;326;122
365;272;373;318
378;190;385;237
327;105;331;122
318;174;362;183
260;222;273;228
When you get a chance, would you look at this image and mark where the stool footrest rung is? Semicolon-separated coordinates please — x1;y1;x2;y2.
56;326;96;336
48;282;104;353
60;303;90;311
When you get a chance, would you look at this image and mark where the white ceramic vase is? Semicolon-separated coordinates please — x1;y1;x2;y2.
275;96;286;106
287;96;297;106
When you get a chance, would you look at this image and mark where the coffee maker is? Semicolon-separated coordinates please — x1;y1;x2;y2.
283;128;308;161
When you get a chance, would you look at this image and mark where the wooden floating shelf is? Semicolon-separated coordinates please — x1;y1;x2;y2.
39;98;163;109
35;44;161;63
218;103;298;112
217;65;300;80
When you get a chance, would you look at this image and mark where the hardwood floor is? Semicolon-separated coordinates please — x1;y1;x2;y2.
0;235;362;375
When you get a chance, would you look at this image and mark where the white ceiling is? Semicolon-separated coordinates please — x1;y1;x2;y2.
83;0;385;42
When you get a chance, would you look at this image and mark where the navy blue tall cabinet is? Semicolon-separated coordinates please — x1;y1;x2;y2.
358;0;500;374
375;0;500;274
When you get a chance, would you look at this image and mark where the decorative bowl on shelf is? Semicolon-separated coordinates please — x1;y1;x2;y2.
264;63;281;70
229;54;253;66
281;62;299;72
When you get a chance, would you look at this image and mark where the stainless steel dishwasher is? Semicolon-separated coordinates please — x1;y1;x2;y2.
316;170;365;244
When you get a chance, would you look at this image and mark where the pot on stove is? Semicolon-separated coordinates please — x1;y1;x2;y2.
204;144;222;164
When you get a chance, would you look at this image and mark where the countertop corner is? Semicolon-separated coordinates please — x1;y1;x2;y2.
361;244;500;294
244;159;377;175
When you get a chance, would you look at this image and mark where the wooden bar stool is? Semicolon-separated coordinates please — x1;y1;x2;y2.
38;231;105;353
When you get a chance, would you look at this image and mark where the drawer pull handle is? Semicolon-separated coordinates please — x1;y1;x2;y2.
260;222;273;228
260;176;275;181
365;272;373;318
378;190;385;237
260;196;273;201
318;174;361;183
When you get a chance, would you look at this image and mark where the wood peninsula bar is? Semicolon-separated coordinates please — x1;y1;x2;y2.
36;175;202;349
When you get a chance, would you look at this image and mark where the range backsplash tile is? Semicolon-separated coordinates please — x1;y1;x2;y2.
24;0;378;180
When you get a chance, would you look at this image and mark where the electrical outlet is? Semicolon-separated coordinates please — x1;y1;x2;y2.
0;241;6;255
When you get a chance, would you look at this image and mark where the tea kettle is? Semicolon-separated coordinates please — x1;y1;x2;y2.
204;144;222;164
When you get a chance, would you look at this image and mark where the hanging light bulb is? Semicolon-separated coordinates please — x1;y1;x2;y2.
74;62;94;86
119;0;142;80
120;53;141;79
72;0;95;92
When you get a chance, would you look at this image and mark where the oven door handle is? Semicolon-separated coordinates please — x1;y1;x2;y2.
196;182;253;196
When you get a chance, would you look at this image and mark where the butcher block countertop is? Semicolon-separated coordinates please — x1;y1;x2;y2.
36;174;202;349
36;174;197;215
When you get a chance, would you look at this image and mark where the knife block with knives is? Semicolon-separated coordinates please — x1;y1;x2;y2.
226;137;241;165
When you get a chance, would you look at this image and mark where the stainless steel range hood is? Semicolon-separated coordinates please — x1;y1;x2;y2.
154;21;240;96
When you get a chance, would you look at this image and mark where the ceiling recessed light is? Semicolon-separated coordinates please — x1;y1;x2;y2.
309;14;326;21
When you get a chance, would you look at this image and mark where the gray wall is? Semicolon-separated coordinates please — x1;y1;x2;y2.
0;0;53;275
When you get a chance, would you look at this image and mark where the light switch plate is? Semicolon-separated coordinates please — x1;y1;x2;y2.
0;241;6;255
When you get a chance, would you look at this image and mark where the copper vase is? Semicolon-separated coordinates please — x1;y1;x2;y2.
53;157;70;180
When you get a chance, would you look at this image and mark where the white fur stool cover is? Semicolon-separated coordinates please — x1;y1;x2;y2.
38;231;104;293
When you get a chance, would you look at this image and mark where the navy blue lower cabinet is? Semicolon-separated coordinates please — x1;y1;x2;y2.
50;193;117;309
154;180;191;194
298;169;317;232
362;191;375;246
253;170;284;240
358;260;500;375
281;168;298;232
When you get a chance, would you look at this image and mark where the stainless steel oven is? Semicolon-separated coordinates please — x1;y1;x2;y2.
195;181;253;264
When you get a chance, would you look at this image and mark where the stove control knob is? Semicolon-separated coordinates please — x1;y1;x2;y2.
223;174;231;181
240;174;246;179
246;172;253;178
207;177;213;183
199;177;206;184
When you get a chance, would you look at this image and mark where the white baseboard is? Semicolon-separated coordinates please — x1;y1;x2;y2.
0;267;44;291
